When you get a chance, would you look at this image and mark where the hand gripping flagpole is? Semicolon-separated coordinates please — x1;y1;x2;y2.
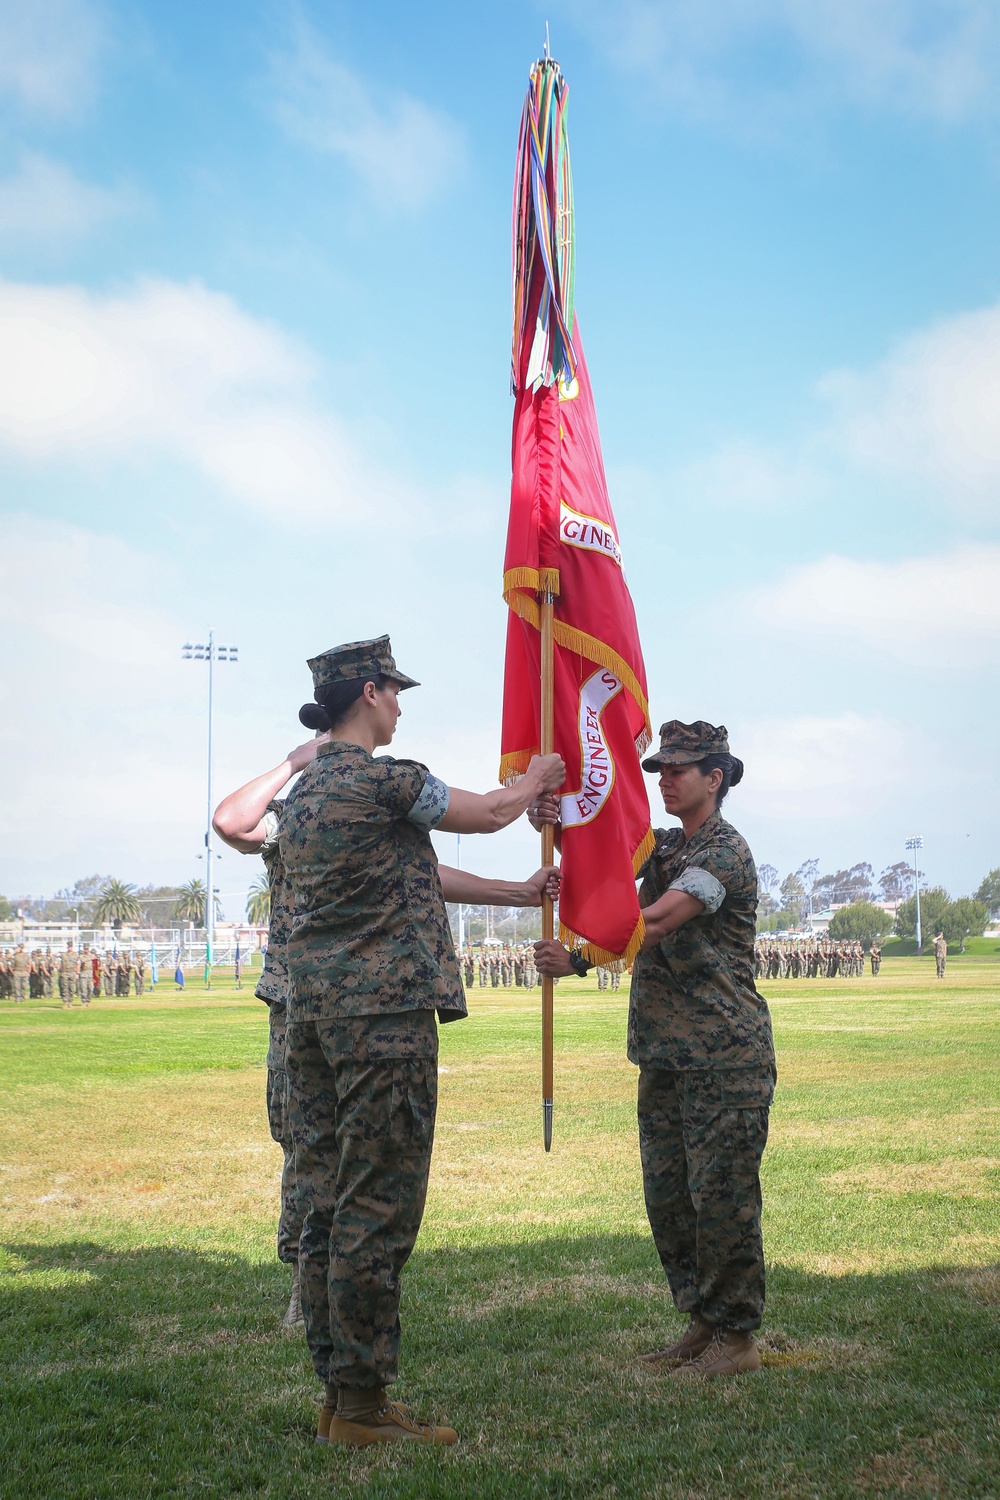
540;588;556;1151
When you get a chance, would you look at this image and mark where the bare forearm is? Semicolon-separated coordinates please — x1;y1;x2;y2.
213;762;293;849
438;866;538;906
639;890;704;947
438;777;542;835
437;753;564;835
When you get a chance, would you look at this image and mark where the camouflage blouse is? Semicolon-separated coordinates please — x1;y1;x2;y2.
253;797;291;1007
627;809;774;1071
280;740;464;1022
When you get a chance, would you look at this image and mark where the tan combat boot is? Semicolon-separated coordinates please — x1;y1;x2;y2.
673;1327;762;1378
315;1385;340;1445
282;1268;304;1328
639;1313;714;1368
328;1388;458;1447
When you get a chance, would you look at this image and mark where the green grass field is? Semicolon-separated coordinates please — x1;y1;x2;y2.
2;957;998;1497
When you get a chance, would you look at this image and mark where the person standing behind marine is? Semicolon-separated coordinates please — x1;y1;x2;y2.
134;951;146;995
215;742;329;1330
278;635;563;1448
934;932;947;979
58;943;79;1008
535;720;774;1379
78;944;94;1006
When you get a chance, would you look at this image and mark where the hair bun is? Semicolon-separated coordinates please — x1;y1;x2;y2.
299;702;332;732
729;756;744;787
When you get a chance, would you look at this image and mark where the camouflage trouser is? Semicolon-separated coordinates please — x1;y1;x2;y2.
286;1009;438;1391
936;956;946;978
79;970;93;1002
13;973;28;1003
58;974;75;1003
638;1064;774;1332
265;1002;301;1266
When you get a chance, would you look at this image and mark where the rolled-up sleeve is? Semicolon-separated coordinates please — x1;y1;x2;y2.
668;864;726;914
255;808;281;855
406;772;451;830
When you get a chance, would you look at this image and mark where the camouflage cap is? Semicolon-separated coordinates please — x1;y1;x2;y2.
307;634;419;692
641;719;730;771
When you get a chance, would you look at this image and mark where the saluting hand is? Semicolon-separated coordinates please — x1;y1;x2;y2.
287;733;330;774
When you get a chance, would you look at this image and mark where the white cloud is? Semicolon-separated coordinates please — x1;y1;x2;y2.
569;0;1000;125
659;443;823;511
0;513;177;668
737;712;912;821
0;0;104;116
0;152;136;253
821;300;1000;512
645;297;1000;523
270;18;466;210
745;544;1000;666
0;276;411;521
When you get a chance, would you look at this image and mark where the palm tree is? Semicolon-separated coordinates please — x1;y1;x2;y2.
246;874;270;927
173;879;220;926
93;879;142;929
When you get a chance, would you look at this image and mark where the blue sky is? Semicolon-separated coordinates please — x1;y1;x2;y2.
2;0;998;917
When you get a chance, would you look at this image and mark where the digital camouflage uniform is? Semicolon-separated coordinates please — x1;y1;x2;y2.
282;648;460;1396
78;947;94;1004
934;934;947;979
253;797;302;1267
13;947;30;1002
632;723;775;1335
58;947;78;1006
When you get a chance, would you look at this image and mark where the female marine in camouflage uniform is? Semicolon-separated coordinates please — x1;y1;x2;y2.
535;720;775;1379
226;636;563;1449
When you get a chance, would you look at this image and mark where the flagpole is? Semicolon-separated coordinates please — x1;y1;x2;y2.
540;588;555;1151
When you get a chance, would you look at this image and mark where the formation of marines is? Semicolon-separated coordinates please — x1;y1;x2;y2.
461;943;539;988
459;944;625;991
753;937;872;979
0;943;147;1002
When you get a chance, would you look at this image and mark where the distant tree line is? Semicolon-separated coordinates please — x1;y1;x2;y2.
756;859;999;952
1;875;222;929
5;862;1000;949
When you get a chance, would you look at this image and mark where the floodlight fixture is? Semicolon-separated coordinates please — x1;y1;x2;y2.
182;630;239;985
905;835;924;953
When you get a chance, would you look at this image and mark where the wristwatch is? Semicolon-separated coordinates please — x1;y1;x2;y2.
567;949;592;978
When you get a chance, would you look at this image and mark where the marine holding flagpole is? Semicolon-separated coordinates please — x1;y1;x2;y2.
535;721;776;1378
268;635;562;1447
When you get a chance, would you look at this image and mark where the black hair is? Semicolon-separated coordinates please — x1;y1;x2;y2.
694;752;744;809
299;673;391;732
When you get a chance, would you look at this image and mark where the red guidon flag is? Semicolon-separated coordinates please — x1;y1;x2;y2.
500;59;653;967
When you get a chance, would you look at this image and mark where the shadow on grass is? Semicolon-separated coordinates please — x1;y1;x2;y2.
2;1235;999;1499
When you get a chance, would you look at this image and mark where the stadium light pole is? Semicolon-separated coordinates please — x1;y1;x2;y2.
183;633;238;985
455;833;464;953
905;835;923;954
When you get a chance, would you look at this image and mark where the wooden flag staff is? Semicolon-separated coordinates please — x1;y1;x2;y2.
540;589;555;1151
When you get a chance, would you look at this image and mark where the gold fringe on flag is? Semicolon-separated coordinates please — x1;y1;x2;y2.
498;748;535;786
631;825;656;875
560;912;646;972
